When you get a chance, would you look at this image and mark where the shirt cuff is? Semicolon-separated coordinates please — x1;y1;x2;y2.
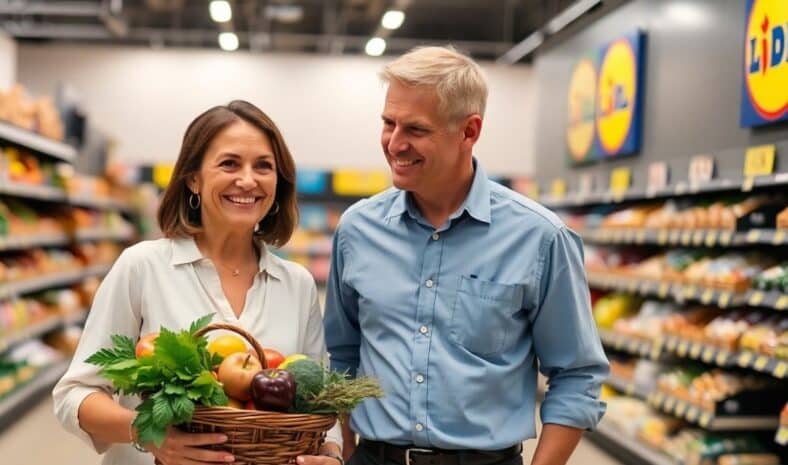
540;391;607;431
324;420;343;452
54;385;111;454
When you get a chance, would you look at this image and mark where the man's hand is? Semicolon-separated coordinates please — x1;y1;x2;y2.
296;442;342;465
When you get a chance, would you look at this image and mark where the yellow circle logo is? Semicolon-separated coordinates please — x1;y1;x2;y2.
566;59;597;162
744;0;788;121
596;39;636;155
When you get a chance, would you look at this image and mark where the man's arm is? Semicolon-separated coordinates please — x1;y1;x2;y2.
529;424;583;465
531;228;609;464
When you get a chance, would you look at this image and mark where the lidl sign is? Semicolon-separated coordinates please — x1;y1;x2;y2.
567;31;646;165
741;0;788;127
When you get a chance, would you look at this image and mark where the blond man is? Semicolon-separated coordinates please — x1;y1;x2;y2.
324;46;609;465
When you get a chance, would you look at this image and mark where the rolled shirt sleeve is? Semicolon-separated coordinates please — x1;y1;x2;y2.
533;227;609;430
324;223;362;378
52;249;142;452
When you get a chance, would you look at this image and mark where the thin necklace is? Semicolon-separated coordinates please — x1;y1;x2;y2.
214;259;256;277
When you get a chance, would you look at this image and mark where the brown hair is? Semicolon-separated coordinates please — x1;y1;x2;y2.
157;100;298;247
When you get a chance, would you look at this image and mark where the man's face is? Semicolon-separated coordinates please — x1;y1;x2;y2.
381;80;466;196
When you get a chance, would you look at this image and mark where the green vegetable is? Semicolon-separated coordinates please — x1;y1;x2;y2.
287;358;325;410
299;370;384;415
85;315;226;447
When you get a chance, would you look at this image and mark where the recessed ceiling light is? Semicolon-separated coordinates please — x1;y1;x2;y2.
365;37;386;56
218;32;239;51
210;1;232;23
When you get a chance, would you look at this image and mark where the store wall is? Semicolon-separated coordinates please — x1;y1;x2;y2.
534;0;788;188
17;44;536;175
0;31;15;88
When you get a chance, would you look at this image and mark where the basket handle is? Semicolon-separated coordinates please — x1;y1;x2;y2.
194;322;267;368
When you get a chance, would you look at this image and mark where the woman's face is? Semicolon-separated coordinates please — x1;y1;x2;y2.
189;119;277;234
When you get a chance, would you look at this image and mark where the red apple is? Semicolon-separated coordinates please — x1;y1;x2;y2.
217;353;263;401
263;348;286;369
135;332;159;358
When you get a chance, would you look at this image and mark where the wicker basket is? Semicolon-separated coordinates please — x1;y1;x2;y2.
170;323;337;465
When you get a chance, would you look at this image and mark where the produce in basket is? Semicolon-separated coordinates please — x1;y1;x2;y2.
86;316;384;458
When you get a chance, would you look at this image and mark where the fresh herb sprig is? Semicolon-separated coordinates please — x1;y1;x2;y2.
302;370;384;415
86;315;227;447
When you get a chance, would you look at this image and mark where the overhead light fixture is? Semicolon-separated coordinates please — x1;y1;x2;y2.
365;37;386;57
218;32;239;51
381;10;405;30
544;0;601;34
265;4;304;24
496;31;544;64
210;0;232;23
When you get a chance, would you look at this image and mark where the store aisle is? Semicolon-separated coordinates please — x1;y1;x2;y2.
0;397;622;465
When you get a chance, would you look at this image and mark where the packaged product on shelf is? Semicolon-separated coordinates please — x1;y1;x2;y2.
593;292;641;329
663;431;776;465
753;263;788;293
738;314;788;357
613;300;678;339
662;307;725;342
717;454;781;465
45;325;83;355
777;207;788;230
703;310;768;351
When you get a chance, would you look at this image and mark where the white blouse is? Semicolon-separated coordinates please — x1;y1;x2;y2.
53;236;340;465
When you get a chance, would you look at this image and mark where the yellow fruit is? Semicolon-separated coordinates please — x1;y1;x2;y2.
279;354;308;369
207;335;248;358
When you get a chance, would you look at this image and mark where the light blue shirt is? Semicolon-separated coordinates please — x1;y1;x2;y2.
324;160;608;450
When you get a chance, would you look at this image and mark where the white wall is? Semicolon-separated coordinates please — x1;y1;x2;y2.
17;44;535;175
0;31;16;88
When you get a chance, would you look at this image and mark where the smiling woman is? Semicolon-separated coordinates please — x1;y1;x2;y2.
52;101;344;465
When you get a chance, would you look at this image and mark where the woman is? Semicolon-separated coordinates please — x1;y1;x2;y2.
53;101;342;465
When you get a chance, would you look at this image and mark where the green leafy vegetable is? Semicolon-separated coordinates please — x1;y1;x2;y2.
85;315;226;447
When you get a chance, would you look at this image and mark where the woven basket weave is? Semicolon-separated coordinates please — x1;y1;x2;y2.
162;322;336;465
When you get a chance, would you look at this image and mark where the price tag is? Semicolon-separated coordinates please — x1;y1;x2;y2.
610;167;631;199
738;352;754;367
754;356;769;371
684;286;697;299
701;289;714;304
775;295;788;310
718;293;731;308
675;401;687;416
773;230;786;245
699;412;712;427
719;231;733;246
774;362;787;378
658;282;670;298
777;428;788;446
716;351;730;365
693;230;705;245
742;176;755;192
665;337;676;351
705;230;718;247
690;344;702;358
702;347;715;362
677;341;689;356
686;407;699;422
650;345;662;360
625;384;635;396
743;144;776;178
689;155;715;187
658;230;669;245
664;397;676;412
550;179;567;199
670;230;681;244
749;291;765;306
655;392;665;405
578;173;594;198
747;229;762;243
636;230;647;244
627;339;639;353
647;162;669;194
675;182;688;195
681;231;692;245
628;280;639;293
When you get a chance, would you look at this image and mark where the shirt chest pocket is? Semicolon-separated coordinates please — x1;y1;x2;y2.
449;275;525;356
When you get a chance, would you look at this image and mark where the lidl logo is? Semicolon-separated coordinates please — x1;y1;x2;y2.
566;31;645;164
566;57;597;163
741;0;788;127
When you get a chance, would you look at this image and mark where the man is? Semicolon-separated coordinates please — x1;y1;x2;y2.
324;46;609;465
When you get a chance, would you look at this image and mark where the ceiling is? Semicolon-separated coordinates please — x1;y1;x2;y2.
0;0;604;62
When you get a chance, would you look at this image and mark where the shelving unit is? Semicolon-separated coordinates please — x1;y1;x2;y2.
0;120;76;163
0;359;71;433
587;421;677;465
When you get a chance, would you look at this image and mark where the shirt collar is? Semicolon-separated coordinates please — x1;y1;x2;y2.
170;236;284;280
385;157;491;225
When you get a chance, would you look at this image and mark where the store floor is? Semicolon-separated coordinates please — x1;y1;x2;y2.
0;397;623;465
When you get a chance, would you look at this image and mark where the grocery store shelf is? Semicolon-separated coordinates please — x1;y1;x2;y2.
67;195;135;214
598;329;664;360
0;264;111;299
0;181;67;202
587;273;746;309
0;233;70;252
661;335;787;379
646;391;780;431
743;289;788;311
0;317;62;353
542;172;788;210
74;229;135;243
605;375;652;399
0;120;76;163
586;421;677;465
0;359;70;433
579;228;788;247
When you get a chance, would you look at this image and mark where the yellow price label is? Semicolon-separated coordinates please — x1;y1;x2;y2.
749;291;765;306
742;176;755;192
675;402;687;416
701;289;714;304
774;362;787;378
699;412;712;427
650;346;662;360
738;352;754;367
664;397;676;412
719;231;733;246
686;407;699;422
777;428;788;445
677;342;689;356
715;351;729;365
609;167;631;196
775;295;788;310
550;178;567;198
705;231;717;247
718;292;731;308
684;286;697;299
747;229;762;243
670;230;681;244
690;344;703;358
743;144;776;178
636;230;647;243
693;230;705;245
754;356;769;371
681;231;692;245
658;230;669;245
773;230;786;245
702;347;715;362
153;163;175;189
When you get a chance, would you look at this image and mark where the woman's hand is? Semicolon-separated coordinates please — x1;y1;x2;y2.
147;427;234;464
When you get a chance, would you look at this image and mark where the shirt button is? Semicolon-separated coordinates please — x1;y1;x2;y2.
419;325;429;335
415;374;425;383
425;279;434;288
415;423;424;432
431;233;440;241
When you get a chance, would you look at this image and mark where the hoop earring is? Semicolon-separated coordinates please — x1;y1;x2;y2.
268;201;280;216
189;193;201;210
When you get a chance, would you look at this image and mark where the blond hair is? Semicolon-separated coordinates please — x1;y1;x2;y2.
380;46;488;125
